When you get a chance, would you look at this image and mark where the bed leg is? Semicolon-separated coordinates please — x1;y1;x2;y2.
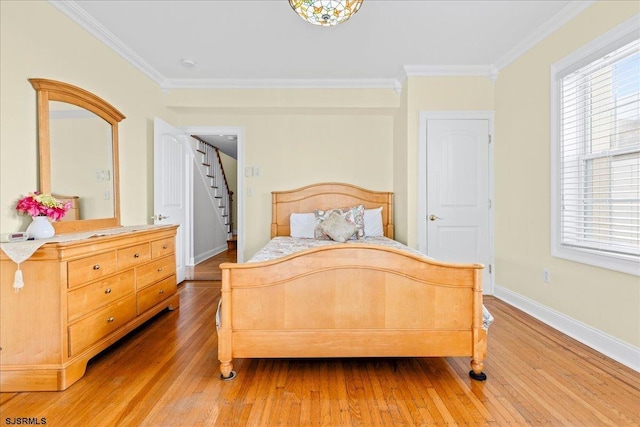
220;361;236;381
469;359;487;381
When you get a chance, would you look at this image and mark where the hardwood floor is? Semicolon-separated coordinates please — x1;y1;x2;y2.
184;249;235;281
1;250;639;426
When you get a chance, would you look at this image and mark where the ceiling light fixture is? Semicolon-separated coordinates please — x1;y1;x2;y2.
289;0;363;26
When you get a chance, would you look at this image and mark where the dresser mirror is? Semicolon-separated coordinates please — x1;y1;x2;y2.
30;79;125;233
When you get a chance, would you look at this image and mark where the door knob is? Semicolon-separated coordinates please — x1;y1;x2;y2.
429;214;443;221
151;214;169;221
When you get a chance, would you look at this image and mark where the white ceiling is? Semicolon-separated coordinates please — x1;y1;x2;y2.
51;0;595;158
53;0;594;89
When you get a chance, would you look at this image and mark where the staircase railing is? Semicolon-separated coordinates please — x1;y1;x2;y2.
193;136;233;239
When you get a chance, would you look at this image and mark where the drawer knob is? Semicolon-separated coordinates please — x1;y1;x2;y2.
157;267;163;272
107;317;115;323
159;289;165;294
105;288;112;294
162;244;168;249
134;253;140;258
93;264;101;270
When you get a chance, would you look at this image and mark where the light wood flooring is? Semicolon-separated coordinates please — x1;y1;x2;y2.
1;250;639;426
184;249;235;281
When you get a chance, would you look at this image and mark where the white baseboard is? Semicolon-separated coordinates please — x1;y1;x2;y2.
193;245;228;265
494;284;640;373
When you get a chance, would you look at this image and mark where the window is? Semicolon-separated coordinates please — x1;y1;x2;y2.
551;19;640;275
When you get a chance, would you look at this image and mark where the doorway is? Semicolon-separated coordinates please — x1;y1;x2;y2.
154;120;245;274
184;126;244;262
418;111;494;293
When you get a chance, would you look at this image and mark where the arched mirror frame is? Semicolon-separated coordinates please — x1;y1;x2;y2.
30;78;125;234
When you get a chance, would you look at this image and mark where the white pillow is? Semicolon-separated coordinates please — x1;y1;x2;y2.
290;212;316;238
364;207;384;237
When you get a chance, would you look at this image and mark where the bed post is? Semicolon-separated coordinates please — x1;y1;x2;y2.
385;193;394;239
469;266;487;381
271;193;278;238
218;267;236;380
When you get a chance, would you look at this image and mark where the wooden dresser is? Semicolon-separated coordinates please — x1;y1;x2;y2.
0;225;179;391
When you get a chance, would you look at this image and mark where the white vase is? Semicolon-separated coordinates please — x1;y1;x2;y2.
26;216;55;239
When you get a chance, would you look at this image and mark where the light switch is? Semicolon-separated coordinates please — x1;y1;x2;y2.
96;169;112;181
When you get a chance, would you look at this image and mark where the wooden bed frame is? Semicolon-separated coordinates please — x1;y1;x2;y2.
218;183;487;381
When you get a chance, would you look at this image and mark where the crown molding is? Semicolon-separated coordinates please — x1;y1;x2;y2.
160;78;397;91
394;68;407;95
403;65;498;80
49;0;166;85
494;0;596;70
392;65;499;94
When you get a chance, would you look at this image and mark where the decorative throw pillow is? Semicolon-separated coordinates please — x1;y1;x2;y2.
340;204;365;239
317;211;358;243
314;204;365;240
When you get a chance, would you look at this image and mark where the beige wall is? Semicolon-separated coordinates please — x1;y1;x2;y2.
168;104;396;257
165;88;399;256
0;1;175;233
494;1;639;347
393;84;410;244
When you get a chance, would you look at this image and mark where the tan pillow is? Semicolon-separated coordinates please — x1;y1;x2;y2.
318;211;358;242
314;204;365;240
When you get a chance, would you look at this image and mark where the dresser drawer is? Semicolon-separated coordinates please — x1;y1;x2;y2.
137;275;177;314
136;256;176;289
67;270;135;322
67;252;117;288
117;243;151;270
68;294;137;356
151;237;174;259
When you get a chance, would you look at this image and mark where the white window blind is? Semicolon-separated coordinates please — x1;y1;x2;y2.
558;38;640;261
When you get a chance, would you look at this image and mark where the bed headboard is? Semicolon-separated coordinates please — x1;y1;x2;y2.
271;182;394;239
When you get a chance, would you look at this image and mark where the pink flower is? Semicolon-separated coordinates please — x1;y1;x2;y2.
15;192;71;221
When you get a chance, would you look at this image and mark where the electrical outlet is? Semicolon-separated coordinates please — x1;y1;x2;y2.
543;269;550;283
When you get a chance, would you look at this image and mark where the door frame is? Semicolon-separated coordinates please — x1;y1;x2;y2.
180;125;245;263
418;110;495;294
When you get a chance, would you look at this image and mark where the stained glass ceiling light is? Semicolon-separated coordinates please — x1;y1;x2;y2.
289;0;364;26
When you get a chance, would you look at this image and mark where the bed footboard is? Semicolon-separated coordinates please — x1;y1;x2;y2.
218;244;486;381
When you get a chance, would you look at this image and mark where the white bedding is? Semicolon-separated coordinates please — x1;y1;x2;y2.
247;235;428;263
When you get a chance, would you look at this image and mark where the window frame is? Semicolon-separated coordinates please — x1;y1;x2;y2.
550;15;640;276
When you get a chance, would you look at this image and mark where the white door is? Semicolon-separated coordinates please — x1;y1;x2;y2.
153;117;191;283
426;119;491;287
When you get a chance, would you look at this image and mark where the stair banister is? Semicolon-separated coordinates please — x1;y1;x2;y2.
192;136;234;239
